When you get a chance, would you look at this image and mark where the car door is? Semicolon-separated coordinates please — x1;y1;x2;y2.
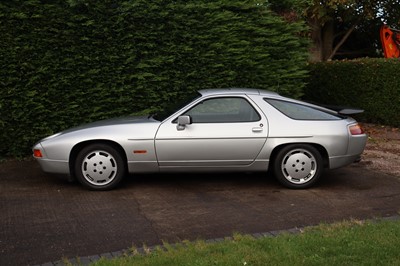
155;96;268;167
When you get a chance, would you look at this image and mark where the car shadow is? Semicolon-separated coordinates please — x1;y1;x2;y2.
120;171;299;192
42;165;361;192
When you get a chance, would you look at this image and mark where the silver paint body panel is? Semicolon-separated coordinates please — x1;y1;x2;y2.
33;89;367;176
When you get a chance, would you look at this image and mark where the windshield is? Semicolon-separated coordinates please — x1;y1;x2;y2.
153;91;201;121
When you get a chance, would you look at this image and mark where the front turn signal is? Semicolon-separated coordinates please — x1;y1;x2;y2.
33;149;43;158
349;124;364;135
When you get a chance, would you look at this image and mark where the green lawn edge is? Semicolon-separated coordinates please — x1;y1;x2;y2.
86;218;400;266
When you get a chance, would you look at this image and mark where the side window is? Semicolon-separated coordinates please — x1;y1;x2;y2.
265;99;341;120
183;97;260;123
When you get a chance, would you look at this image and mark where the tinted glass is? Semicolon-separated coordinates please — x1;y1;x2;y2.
265;99;341;120
184;97;260;123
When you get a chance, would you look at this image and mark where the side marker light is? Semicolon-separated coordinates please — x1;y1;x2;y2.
133;150;147;154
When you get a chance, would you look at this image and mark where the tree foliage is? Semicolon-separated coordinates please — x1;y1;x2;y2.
269;0;400;61
0;0;309;157
308;0;400;61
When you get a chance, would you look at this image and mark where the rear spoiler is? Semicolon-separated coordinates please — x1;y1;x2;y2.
337;109;364;115
304;101;364;115
319;104;364;115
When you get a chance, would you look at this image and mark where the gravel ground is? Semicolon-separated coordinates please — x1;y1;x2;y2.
0;122;399;266
360;123;400;177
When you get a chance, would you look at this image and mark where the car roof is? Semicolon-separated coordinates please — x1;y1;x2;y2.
198;88;279;97
197;88;340;115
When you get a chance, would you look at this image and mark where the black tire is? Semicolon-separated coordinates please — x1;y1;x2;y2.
273;144;323;189
74;143;126;190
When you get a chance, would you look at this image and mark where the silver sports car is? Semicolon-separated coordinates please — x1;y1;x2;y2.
33;88;367;190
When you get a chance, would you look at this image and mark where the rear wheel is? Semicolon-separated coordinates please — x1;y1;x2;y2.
273;144;323;189
75;143;126;190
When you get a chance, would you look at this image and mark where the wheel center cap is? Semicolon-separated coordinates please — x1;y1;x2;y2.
295;163;303;170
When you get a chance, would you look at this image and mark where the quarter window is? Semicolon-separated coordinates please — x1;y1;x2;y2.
183;97;260;123
265;99;341;120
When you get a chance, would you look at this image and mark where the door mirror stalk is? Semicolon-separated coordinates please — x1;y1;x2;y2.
177;116;192;131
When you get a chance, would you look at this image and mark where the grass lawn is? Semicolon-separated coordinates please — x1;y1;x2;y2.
88;218;400;266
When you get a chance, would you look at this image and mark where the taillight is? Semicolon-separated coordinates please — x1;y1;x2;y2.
33;149;43;158
349;124;364;135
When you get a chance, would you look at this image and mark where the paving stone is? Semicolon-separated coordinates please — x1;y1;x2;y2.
77;256;91;265
261;232;274;237
252;233;263;239
111;251;124;257
100;252;114;259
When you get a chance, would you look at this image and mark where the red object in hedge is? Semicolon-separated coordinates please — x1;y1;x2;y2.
380;25;400;58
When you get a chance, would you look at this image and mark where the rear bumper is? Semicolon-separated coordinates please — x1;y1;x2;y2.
329;131;367;169
329;154;362;169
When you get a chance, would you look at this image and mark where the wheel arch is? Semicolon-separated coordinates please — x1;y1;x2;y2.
270;142;329;169
69;140;128;178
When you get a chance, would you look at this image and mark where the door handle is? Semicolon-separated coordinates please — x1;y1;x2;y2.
252;127;263;133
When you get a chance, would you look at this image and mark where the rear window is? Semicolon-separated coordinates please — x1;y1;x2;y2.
265;99;341;120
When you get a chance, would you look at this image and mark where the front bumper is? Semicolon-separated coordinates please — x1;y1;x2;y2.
35;158;70;175
33;142;70;175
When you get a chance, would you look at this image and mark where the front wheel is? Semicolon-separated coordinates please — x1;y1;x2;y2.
273;144;323;189
74;143;126;190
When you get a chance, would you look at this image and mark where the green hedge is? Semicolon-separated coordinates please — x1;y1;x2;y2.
304;58;400;127
0;0;308;157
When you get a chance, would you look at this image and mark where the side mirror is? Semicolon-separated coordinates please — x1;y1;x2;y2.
177;115;192;131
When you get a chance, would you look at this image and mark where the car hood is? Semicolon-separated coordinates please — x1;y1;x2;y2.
61;116;156;134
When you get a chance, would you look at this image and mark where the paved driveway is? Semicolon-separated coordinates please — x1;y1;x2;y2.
1;160;399;265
